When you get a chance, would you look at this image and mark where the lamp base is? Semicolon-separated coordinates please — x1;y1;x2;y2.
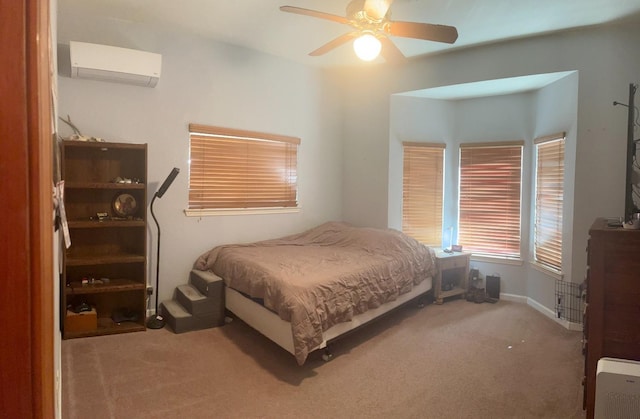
146;314;166;329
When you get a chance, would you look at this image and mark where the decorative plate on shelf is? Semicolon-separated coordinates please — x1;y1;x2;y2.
112;193;137;217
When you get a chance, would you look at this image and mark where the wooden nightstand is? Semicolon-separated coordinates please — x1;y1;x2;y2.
434;251;471;304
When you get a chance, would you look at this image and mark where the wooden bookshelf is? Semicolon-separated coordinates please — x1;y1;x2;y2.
61;140;148;338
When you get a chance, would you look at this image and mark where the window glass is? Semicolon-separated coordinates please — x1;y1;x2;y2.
188;124;299;210
458;142;524;258
402;143;445;246
534;134;565;271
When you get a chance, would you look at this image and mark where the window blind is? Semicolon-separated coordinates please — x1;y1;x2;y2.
458;141;523;258
402;143;445;246
188;124;300;210
534;133;565;272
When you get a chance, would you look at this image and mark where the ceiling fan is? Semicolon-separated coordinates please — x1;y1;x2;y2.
280;0;458;63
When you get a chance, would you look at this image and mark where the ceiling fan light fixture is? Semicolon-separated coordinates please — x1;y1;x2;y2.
280;4;458;62
353;32;381;61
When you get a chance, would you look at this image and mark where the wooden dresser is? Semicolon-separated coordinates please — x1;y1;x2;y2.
583;218;640;418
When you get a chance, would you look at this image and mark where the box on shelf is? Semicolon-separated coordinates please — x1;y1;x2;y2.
65;308;97;333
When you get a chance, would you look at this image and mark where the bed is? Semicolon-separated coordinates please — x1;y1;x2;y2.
194;222;437;365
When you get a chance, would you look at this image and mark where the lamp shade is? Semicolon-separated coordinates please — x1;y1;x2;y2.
353;33;381;61
156;167;179;198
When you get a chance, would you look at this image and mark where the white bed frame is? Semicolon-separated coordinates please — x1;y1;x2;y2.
225;277;432;358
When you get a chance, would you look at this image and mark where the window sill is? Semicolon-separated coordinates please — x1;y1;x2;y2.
530;261;564;280
469;254;524;266
184;207;300;217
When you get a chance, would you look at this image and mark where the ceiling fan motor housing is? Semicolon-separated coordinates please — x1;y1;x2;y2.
279;0;458;62
347;0;388;28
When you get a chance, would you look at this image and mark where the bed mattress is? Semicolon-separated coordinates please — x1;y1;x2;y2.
195;222;437;364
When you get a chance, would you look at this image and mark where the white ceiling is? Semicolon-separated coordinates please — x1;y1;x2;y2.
399;71;576;100
58;0;640;68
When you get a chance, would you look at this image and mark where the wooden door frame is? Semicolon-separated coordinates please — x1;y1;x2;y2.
0;0;55;417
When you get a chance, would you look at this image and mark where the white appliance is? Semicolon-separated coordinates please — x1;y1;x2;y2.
69;41;162;87
595;357;640;419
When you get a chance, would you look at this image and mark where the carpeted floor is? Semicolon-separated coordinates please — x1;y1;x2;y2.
62;299;586;419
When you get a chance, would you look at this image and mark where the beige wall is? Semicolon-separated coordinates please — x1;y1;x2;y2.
336;22;640;312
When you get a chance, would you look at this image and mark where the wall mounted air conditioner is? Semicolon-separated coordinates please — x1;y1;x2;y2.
70;41;162;87
595;357;640;419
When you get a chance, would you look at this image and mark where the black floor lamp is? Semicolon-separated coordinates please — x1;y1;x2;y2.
147;167;180;329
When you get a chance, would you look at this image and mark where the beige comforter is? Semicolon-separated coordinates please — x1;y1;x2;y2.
194;222;437;365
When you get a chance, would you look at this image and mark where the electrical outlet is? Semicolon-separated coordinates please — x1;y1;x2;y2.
146;286;153;296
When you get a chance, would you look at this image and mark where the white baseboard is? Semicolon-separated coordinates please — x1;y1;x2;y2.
500;293;527;304
501;293;582;332
146;292;583;332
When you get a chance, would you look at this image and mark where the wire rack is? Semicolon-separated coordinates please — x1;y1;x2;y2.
555;280;584;324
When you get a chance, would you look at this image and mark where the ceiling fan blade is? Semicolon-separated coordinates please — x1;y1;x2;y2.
280;6;349;25
386;21;458;44
379;36;406;63
309;32;358;56
363;0;394;20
